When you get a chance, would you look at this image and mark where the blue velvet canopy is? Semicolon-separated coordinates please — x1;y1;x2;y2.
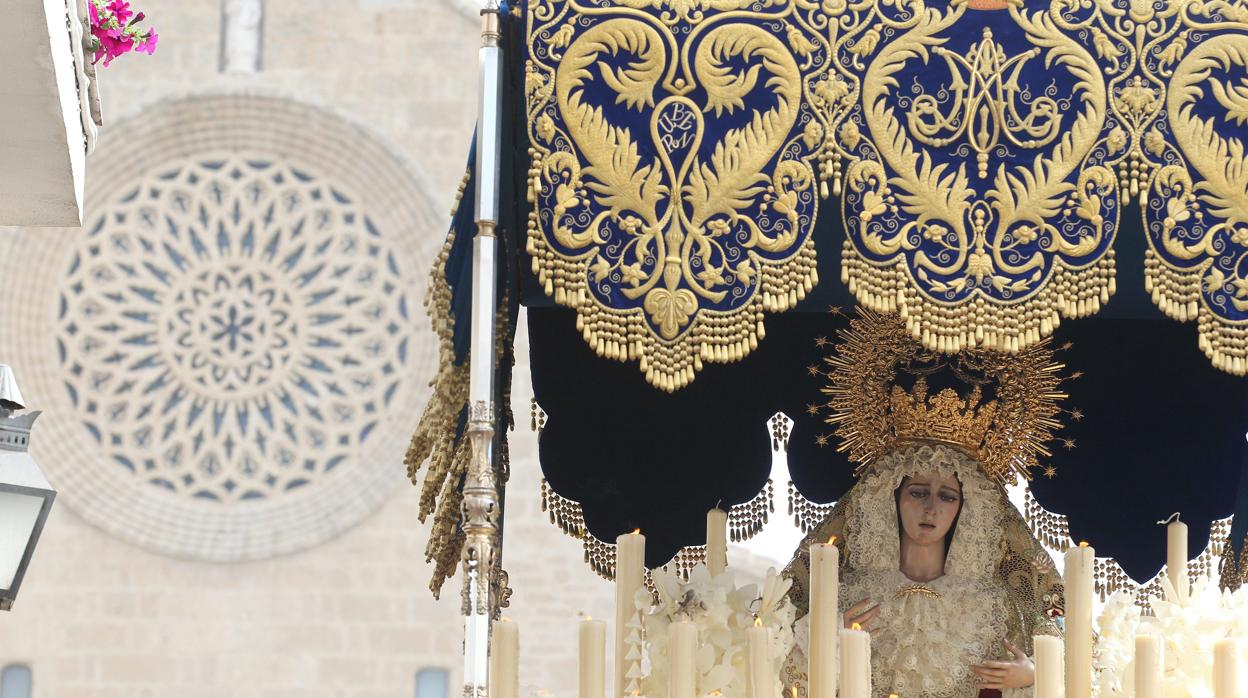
409;0;1248;598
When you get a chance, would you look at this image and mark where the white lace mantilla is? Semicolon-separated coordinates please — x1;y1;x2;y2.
846;444;1003;582
842;569;1009;697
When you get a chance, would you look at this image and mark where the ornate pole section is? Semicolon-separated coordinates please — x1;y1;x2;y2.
462;3;504;698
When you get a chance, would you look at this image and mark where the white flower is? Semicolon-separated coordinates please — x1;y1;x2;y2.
1092;573;1248;698
638;567;796;698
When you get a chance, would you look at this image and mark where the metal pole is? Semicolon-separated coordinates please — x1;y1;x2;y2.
461;3;503;698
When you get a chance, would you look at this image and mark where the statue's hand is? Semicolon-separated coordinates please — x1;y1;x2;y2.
970;639;1034;690
842;598;880;631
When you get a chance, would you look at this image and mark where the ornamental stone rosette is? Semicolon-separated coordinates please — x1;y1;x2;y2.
0;95;442;561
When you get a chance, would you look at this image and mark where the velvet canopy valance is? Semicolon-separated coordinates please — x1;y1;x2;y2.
407;0;1248;599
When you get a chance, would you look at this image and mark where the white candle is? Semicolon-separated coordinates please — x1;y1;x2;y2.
1064;543;1094;698
615;531;645;698
1167;517;1189;601
808;540;839;698
669;618;697;698
1214;639;1241;698
580;618;607;698
1134;635;1163;698
706;507;728;577
1034;635;1064;698
748;619;772;698
490;618;519;698
838;626;871;698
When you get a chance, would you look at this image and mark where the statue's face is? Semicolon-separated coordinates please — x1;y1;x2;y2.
897;471;963;546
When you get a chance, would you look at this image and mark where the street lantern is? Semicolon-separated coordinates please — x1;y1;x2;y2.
0;365;53;611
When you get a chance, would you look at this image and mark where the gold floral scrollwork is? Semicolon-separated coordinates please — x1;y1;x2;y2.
526;0;832;390
1139;6;1248;376
832;0;1131;355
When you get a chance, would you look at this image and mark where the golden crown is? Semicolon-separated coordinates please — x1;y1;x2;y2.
822;310;1067;484
889;380;998;458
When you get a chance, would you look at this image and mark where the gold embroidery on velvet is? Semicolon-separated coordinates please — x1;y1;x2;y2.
1142;5;1248;375
526;1;831;391
834;1;1127;355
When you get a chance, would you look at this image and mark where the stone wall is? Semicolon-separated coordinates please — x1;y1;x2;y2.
0;3;793;696
98;0;481;202
0;1;618;696
0;324;618;698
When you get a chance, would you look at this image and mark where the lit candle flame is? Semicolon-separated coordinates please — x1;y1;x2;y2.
754;617;763;627
1078;541;1090;548
827;535;838;545
632;528;641;535
851;622;862;631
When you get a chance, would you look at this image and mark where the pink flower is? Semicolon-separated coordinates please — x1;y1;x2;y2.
137;29;157;55
87;0;156;65
95;33;130;65
106;0;133;23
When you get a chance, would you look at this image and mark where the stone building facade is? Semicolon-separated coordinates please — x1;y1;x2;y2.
0;2;795;696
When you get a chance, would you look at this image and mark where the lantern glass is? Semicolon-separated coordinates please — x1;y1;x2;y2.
0;490;45;590
0;448;55;609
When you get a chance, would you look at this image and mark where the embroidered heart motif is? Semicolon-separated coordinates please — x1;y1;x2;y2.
550;17;803;338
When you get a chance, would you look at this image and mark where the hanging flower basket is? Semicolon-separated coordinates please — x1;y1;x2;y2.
86;0;156;66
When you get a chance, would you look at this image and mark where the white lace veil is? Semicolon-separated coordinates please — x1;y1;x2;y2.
844;442;1007;581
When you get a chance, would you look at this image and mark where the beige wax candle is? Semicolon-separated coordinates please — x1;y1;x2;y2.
580;618;607;698
490;618;519;698
1064;543;1094;698
1134;635;1163;698
747;619;772;698
838;626;871;698
1034;635;1064;698
614;531;645;698
1214;638;1241;698
1167;517;1189;601
706;508;728;577
669;618;697;698
808;540;839;698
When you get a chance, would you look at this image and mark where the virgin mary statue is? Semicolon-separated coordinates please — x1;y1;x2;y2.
782;311;1067;698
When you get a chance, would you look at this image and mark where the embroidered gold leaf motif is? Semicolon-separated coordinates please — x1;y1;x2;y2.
644;288;698;339
528;0;829;390
837;1;1123;354
614;0;766;24
1143;21;1248;374
1141;9;1248;375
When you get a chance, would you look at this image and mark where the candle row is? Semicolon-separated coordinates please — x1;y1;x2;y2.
1034;631;1241;698
613;511;727;698
609;516;869;698
1048;537;1241;698
494;514;1237;698
610;616;868;698
496;613;1239;698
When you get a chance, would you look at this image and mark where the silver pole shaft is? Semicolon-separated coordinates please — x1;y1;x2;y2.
461;6;503;698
